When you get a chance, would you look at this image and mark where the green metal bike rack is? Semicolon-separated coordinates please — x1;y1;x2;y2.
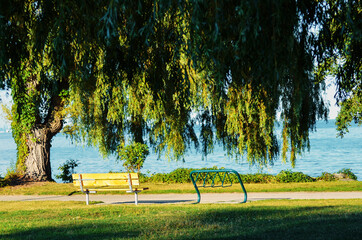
189;169;247;203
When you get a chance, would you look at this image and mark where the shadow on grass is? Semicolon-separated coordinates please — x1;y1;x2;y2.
184;206;362;240
1;223;141;240
2;205;361;240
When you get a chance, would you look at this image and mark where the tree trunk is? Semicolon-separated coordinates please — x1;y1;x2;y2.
22;103;64;182
12;68;68;182
23;127;54;181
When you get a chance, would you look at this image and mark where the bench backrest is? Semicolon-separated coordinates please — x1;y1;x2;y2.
72;173;140;188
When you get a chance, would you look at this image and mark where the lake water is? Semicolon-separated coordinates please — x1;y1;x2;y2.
0;120;361;181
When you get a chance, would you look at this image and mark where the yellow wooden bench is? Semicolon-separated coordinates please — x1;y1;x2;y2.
72;173;148;205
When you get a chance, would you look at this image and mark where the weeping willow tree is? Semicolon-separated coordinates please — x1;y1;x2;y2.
0;0;106;180
314;0;361;136
0;0;358;181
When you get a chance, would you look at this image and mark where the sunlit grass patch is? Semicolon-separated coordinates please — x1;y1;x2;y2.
0;182;78;195
0;200;361;239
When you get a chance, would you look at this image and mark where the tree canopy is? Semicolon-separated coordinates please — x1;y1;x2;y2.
0;0;360;180
318;1;362;136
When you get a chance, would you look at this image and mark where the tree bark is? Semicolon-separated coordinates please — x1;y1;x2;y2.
22;96;65;181
24;127;53;181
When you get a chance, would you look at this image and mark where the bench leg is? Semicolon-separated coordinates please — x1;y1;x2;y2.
86;191;90;205
134;192;138;205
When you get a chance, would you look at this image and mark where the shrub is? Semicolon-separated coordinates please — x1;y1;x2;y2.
55;159;79;183
0;168;23;187
337;168;358;180
276;170;315;183
0;180;6;188
168;168;195;183
240;173;275;183
144;167;224;184
317;172;336;181
138;172;150;182
146;168;195;183
139;168;358;184
118;142;149;172
0;174;4;187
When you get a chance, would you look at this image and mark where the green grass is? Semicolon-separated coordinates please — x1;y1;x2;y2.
0;200;361;239
0;181;361;195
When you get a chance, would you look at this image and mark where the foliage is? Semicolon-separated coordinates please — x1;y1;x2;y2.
142;168;197;183
143;167;226;184
317;172;337;182
5;168;21;181
315;0;361;134
140;168;360;184
0;0;71;179
0;168;23;187
336;94;362;137
141;168;305;184
118;143;149;172
0;1;360;180
0;103;12;122
152;168;193;184
337;168;358;180
55;159;79;183
239;173;275;184
0;175;4;188
276;170;315;183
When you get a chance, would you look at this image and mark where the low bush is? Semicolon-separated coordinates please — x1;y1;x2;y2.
240;173;275;183
141;168;301;184
145;168;207;183
166;168;195;183
0;169;23;187
55;159;79;183
139;168;359;184
276;170;315;183
317;172;336;181
337;168;358;180
118;142;149;172
0;175;4;188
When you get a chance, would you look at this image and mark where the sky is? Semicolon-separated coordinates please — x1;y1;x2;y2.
0;82;340;129
0;90;11;129
324;77;340;119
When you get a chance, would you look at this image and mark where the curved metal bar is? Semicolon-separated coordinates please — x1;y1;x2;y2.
222;172;227;186
190;169;247;204
190;170;201;203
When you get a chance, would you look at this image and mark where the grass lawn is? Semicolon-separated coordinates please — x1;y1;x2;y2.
0;181;361;195
0;199;361;239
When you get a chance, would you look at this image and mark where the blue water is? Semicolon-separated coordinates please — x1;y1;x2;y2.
0;120;361;181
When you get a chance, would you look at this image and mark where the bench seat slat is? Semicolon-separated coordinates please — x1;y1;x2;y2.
72;173;138;180
73;179;140;187
86;188;130;191
86;187;149;192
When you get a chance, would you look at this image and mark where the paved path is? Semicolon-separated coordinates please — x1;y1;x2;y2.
0;192;361;204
